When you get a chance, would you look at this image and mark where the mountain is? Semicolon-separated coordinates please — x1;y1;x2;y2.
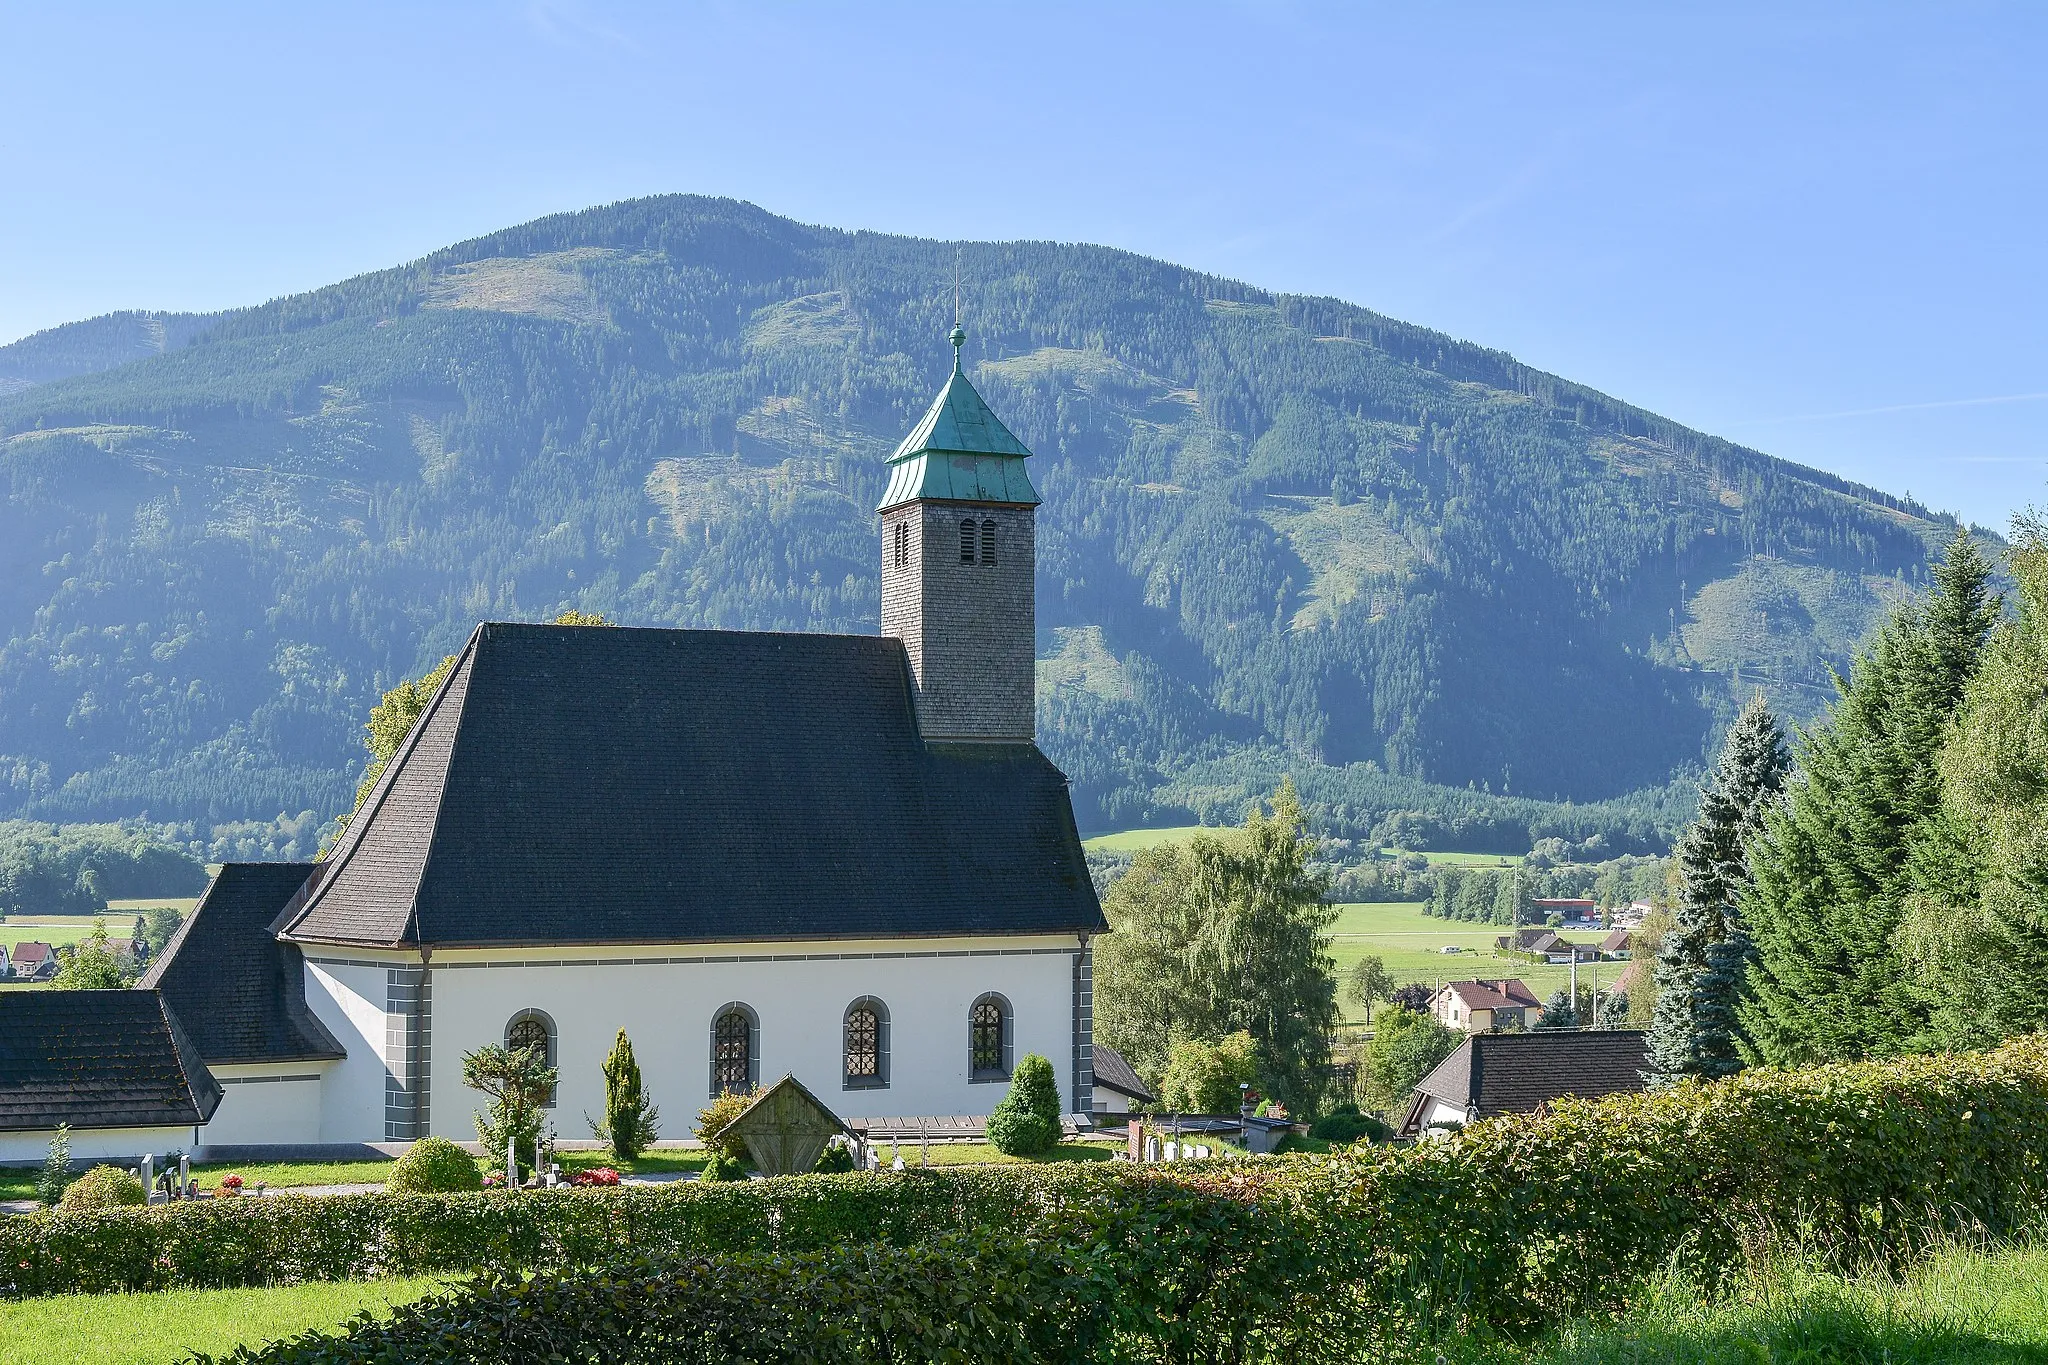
0;196;1963;850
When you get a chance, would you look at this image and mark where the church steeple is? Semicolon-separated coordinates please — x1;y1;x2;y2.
879;327;1038;744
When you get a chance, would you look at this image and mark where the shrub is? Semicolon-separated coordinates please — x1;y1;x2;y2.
58;1164;144;1212
694;1088;757;1162
386;1137;483;1194
570;1167;620;1188
698;1151;747;1183
591;1029;660;1162
1357;1007;1460;1115
9;1035;2048;1338
1307;1109;1388;1144
35;1124;71;1206
1159;1031;1261;1113
813;1141;856;1174
987;1053;1062;1155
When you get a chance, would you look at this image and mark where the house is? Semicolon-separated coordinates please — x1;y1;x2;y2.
1533;898;1596;925
0;990;223;1162
112;326;1107;1155
1090;1043;1155;1117
1430;979;1543;1033
1598;929;1633;960
1493;929;1594;964
11;942;57;981
1397;1028;1649;1137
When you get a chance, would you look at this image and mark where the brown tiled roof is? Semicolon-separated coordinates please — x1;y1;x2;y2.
0;990;222;1132
12;942;52;965
283;623;1105;948
1406;1029;1648;1133
1443;978;1541;1011
1600;929;1633;952
139;863;345;1065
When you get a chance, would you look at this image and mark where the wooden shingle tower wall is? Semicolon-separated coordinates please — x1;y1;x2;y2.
878;325;1040;743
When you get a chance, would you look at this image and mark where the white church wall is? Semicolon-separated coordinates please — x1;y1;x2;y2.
0;1125;203;1165
198;1063;331;1147
425;934;1083;1140
304;956;402;1142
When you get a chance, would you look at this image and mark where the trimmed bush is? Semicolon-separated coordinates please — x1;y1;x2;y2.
385;1137;483;1195
986;1053;1062;1155
57;1164;144;1212
10;1036;2048;1342
1307;1109;1389;1144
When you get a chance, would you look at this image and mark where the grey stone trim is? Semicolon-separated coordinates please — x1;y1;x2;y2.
218;1073;323;1086
309;946;1076;972
383;966;430;1141
1076;944;1095;1111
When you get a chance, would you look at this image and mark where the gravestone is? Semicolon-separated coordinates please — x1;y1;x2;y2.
717;1074;849;1177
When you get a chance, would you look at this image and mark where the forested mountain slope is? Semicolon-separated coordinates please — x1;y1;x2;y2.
0;197;1961;847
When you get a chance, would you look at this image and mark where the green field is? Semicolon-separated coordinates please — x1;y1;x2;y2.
0;1276;447;1365
1327;901;1620;1020
105;898;199;914
1081;825;1218;853
1381;848;1523;867
2;919;118;948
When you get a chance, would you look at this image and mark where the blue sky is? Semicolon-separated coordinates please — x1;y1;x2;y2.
3;2;2042;527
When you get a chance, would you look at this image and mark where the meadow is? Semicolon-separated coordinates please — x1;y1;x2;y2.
1326;901;1618;1019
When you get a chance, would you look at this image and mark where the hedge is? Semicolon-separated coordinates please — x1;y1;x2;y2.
8;1038;2048;1346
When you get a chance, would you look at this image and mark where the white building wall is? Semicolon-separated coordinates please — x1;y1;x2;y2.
304;957;405;1142
198;1063;331;1147
424;935;1083;1140
0;1125;203;1164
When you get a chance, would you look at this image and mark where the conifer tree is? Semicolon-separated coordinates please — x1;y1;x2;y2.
590;1029;659;1162
1645;695;1785;1085
1740;528;1997;1064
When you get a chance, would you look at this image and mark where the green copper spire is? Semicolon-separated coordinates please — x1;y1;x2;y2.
877;325;1039;512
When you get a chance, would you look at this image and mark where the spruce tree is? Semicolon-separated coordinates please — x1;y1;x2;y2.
1740;527;1997;1064
1645;694;1786;1085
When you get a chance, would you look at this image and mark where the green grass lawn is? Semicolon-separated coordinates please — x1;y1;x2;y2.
1380;848;1524;867
0;919;109;948
0;1275;447;1365
867;1140;1119;1168
1081;825;1218;853
1327;901;1620;1020
104;898;199;914
1442;1240;2048;1365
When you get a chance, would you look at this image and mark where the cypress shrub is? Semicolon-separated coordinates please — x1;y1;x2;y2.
986;1053;1061;1155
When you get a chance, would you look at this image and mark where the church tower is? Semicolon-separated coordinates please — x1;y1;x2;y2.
880;325;1039;743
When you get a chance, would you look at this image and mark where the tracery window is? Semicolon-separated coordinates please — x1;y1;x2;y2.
710;1004;758;1096
980;519;997;566
969;993;1011;1082
505;1009;557;1107
844;997;889;1089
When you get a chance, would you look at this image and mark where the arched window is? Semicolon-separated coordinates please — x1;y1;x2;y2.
959;518;977;564
968;993;1012;1082
843;997;889;1090
893;521;910;569
709;1003;759;1096
980;519;997;566
505;1009;557;1107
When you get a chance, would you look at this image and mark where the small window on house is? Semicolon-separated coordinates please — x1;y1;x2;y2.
710;1003;759;1096
844;997;889;1089
980;519;997;567
960;518;977;564
969;993;1012;1082
893;521;910;569
506;1009;558;1107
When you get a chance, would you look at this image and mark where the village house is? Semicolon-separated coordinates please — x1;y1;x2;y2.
1598;928;1634;960
1397;1028;1649;1137
11;942;56;981
1430;978;1543;1033
1;328;1108;1161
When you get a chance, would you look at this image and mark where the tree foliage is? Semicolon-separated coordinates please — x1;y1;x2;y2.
1157;1031;1261;1114
1344;955;1395;1022
1645;694;1786;1084
1741;529;1998;1064
1094;780;1337;1112
1357;1007;1461;1117
591;1029;660;1163
462;1041;557;1179
52;917;128;989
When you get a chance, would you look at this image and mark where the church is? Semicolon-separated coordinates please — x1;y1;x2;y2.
0;329;1108;1161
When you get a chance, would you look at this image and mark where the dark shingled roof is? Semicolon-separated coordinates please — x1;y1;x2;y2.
1091;1043;1154;1103
1401;1029;1647;1136
0;990;222;1132
284;623;1105;948
138;863;346;1065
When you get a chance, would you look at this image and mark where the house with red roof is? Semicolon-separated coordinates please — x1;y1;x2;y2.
1430;978;1543;1033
